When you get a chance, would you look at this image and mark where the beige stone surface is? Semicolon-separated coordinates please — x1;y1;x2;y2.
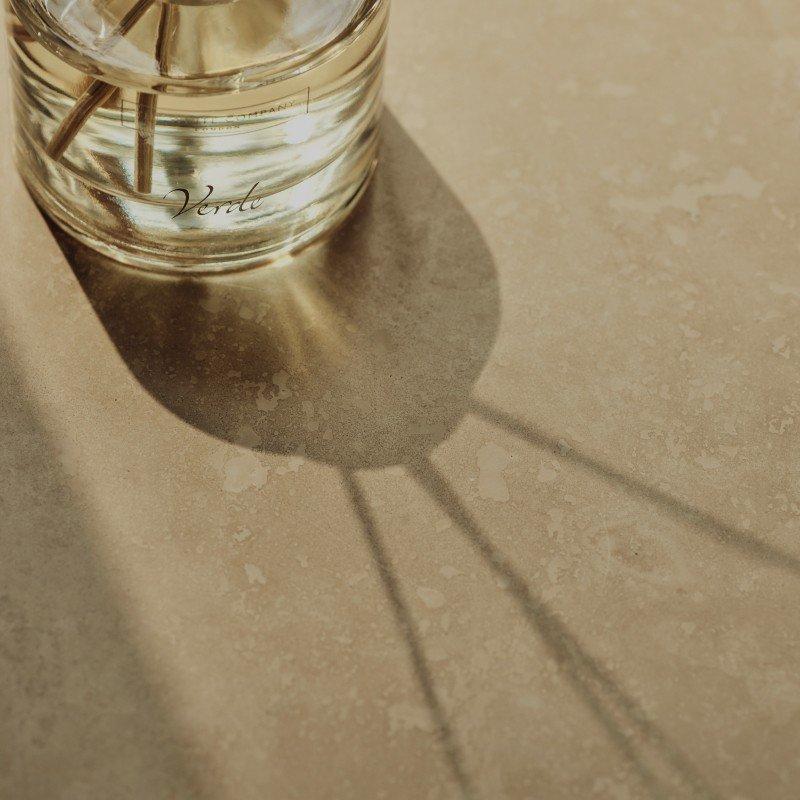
2;2;800;798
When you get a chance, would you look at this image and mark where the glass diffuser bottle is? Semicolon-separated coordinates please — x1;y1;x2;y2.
6;0;388;273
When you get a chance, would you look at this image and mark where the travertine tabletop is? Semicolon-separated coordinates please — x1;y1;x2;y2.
2;3;799;799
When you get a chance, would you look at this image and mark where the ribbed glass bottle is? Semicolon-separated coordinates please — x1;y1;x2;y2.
7;0;389;273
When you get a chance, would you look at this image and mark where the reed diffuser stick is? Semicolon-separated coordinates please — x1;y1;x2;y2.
46;0;156;160
135;2;178;193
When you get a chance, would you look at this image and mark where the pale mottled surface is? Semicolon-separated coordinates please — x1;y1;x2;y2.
2;2;800;798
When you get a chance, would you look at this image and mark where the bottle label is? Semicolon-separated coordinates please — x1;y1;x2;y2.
164;183;264;219
120;87;311;137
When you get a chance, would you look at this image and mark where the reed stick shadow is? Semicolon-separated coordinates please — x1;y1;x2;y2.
471;399;800;578
409;458;720;800
341;469;476;800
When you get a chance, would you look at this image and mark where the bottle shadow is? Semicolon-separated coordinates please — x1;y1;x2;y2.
50;109;501;470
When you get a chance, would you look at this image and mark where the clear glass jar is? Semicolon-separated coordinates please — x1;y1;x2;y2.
6;0;389;273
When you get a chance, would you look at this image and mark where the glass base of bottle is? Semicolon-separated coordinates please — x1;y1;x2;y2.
18;138;379;276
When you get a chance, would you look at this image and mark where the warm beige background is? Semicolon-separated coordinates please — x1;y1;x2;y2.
2;2;800;799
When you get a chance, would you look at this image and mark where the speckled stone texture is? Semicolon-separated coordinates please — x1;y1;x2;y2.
1;2;799;798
